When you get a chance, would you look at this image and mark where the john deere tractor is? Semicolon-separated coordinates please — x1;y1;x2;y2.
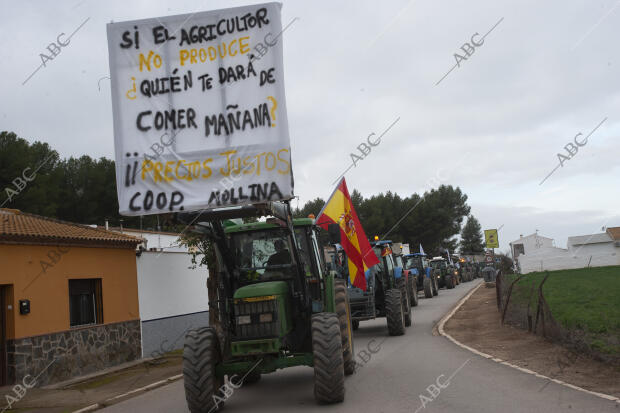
429;257;456;289
342;240;411;335
179;202;355;412
403;253;438;298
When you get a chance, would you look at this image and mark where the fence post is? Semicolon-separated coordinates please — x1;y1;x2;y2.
501;274;525;325
496;272;502;311
526;278;535;332
533;271;551;336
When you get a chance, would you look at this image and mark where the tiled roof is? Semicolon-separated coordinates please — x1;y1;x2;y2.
606;227;620;241
0;209;142;248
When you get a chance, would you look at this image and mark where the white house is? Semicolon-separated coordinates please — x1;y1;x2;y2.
509;232;556;260
105;227;210;357
511;227;620;273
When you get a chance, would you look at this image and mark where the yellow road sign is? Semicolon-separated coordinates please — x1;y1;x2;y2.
484;229;499;248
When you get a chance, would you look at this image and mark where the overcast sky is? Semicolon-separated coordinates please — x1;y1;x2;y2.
1;0;619;251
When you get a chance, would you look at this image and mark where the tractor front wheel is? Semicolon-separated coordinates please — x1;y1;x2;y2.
445;275;454;289
312;313;345;404
397;279;412;327
335;280;355;376
183;327;223;413
423;277;433;298
386;289;406;336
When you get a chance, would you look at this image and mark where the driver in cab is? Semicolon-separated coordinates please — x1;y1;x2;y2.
266;239;291;267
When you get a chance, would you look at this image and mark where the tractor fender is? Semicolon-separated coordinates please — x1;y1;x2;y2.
394;266;403;279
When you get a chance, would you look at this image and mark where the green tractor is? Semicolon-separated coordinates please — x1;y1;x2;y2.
179;202;355;412
429;257;456;289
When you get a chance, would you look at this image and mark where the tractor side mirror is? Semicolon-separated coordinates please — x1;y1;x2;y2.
328;223;341;244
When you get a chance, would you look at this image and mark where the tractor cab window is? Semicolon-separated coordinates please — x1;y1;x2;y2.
430;260;447;270
405;256;422;269
393;255;403;268
231;229;295;283
384;253;394;274
294;227;314;278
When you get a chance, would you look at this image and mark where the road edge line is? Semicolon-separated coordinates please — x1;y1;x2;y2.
436;281;620;405
71;374;184;412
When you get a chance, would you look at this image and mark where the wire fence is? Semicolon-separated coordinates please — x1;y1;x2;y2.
496;271;619;365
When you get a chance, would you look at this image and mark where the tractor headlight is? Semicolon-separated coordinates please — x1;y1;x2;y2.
237;315;251;325
259;313;273;323
454;270;458;275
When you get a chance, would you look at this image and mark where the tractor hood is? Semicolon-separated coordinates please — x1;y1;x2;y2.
234;281;289;299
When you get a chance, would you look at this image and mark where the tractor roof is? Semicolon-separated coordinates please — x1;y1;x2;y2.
404;253;426;257
371;240;393;247
224;217;314;233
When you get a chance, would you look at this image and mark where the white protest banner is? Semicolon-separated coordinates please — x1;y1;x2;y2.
106;2;293;216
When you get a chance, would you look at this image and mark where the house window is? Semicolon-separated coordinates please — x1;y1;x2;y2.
69;279;103;327
513;243;525;258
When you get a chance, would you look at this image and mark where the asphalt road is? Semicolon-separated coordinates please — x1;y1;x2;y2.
101;279;618;413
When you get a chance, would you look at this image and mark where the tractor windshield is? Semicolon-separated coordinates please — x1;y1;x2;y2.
430;260;447;269
230;228;296;283
405;256;422;269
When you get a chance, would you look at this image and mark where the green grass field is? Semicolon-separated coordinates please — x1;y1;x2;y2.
505;266;620;354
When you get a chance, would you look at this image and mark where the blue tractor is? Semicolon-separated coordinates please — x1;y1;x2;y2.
403;253;438;298
331;241;411;335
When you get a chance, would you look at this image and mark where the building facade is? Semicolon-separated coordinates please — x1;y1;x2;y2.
0;209;142;386
510;227;620;273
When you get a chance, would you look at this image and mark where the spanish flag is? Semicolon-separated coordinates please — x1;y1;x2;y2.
316;178;380;290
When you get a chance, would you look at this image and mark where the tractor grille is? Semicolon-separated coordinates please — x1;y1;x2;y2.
234;298;279;340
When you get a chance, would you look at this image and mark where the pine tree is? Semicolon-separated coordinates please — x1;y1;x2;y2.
459;215;485;253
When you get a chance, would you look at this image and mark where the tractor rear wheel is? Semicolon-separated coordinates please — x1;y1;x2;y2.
423;277;433;298
335;280;355;376
397;279;412;327
183;327;222;413
409;277;419;307
312;313;345;404
386;289;406;336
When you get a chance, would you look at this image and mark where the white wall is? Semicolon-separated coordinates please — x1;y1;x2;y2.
136;251;209;321
123;230;185;252
518;244;619;273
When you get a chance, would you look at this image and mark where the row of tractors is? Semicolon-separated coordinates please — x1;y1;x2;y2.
177;202;486;412
329;240;485;337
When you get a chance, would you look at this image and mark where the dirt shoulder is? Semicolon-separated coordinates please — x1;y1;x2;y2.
444;285;620;398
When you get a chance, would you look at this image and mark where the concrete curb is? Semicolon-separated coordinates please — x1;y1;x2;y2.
71;374;183;412
436;281;620;405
